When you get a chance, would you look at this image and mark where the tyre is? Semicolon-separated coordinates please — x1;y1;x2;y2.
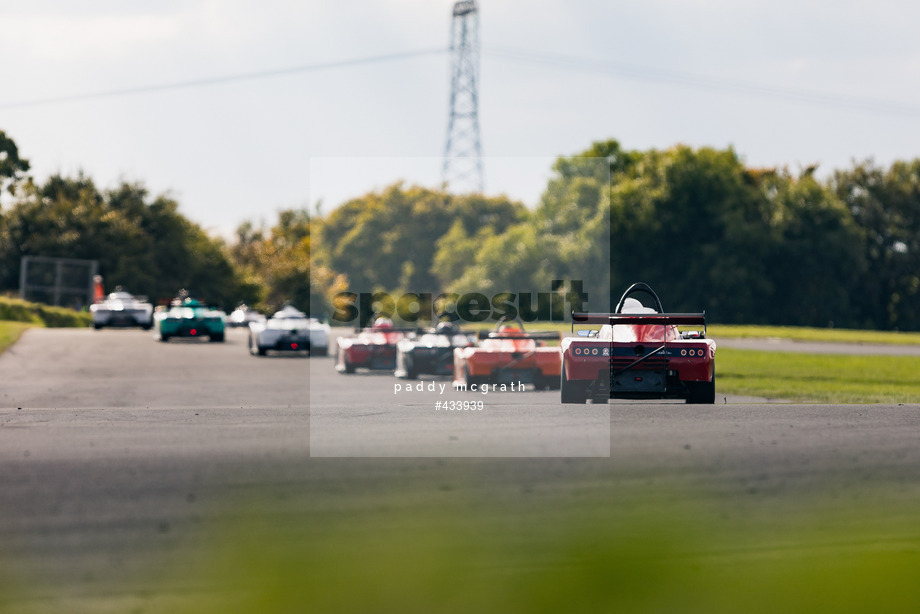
686;375;716;404
311;345;328;357
560;363;588;404
464;365;488;389
404;355;418;380
159;334;170;342
395;350;415;379
339;349;355;374
591;391;609;404
93;323;103;330
249;334;266;356
537;374;561;391
209;332;225;342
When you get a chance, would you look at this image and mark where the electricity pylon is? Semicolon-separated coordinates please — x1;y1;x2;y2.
442;0;483;194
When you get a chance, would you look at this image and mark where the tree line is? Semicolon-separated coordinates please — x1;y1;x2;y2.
3;128;920;330
0;130;305;314
311;140;920;331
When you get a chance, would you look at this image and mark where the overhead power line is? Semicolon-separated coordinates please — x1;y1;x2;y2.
0;48;447;110
5;43;918;120
484;45;920;119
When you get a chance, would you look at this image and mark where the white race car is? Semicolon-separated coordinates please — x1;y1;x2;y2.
248;305;330;356
90;290;154;330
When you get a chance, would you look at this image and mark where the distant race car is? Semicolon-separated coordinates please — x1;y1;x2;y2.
394;321;477;379
453;317;562;390
227;303;266;328
248;305;329;356
335;317;414;374
90;289;153;330
560;282;716;404
154;292;226;342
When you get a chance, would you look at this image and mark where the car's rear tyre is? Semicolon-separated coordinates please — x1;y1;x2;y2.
464;365;488;389
591;391;609;404
93;323;103;330
340;350;356;374
209;332;225;342
538;374;561;391
248;334;267;356
686;375;716;404
404;355;418;380
159;334;170;342
560;363;588;404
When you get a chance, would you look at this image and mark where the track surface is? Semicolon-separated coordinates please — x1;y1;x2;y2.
2;327;920;611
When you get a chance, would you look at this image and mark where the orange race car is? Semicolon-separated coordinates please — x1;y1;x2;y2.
453;317;562;391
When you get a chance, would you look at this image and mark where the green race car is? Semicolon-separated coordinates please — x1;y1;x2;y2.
154;292;226;342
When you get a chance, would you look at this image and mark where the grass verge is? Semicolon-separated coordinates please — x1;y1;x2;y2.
0;296;91;328
718;347;920;403
348;321;920;345
710;324;920;345
0;297;91;354
0;321;32;355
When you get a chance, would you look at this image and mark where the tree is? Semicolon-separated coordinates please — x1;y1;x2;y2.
227;209;333;315
765;170;864;327
531;146;614;311
0;173;247;309
541;140;864;326
832;159;920;329
0;130;30;198
315;183;526;296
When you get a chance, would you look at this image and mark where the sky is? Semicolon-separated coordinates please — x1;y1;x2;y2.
3;0;920;238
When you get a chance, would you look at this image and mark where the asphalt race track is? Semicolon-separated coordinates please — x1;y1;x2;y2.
2;327;920;611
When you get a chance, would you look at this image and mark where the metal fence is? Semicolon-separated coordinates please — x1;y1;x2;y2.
19;256;98;310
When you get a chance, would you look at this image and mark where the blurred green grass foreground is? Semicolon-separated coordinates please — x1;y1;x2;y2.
4;479;917;614
182;494;920;614
5;481;909;614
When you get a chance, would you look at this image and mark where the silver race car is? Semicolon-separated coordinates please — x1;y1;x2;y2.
90;289;154;330
248;305;330;356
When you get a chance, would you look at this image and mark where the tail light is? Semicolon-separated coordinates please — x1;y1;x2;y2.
571;344;608;357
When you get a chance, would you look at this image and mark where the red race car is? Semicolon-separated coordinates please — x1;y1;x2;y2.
334;317;415;374
560;282;716;404
453;317;562;391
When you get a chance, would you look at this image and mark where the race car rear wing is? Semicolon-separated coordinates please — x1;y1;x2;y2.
156;299;223;311
478;330;561;341
571;312;707;337
357;326;422;334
